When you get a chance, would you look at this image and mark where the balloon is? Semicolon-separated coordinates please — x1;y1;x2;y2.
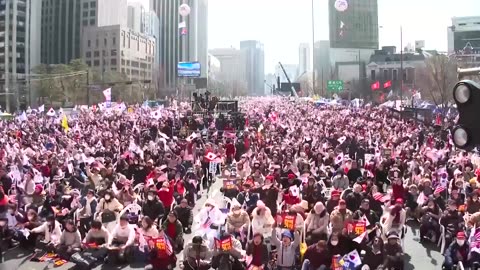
334;0;348;12
179;4;191;17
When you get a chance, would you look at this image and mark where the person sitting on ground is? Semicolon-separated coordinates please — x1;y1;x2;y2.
145;228;177;270
173;198;193;233
245;232;269;269
443;231;470;270
107;214;135;264
183;236;212;270
162;211;184;253
361;236;385;270
304;202;329;245
383;232;404;270
30;215;62;251
211;231;245;270
56;219;81;259
440;200;464;248
142;190;165;224
330;199;353;234
226;198;250;239
301;239;331;270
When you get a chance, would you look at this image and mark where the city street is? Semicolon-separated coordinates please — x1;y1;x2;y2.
2;178;444;270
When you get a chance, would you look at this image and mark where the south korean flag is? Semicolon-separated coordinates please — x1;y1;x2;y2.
46;108;56;117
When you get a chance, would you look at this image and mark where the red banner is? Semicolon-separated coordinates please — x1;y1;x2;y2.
281;214;296;231
345;221;366;236
223;179;238;190
214;236;232;251
331;255;342;270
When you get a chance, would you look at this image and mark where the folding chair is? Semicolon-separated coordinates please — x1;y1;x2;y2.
438;218;446;253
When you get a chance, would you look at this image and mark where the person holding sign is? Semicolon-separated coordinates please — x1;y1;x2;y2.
194;199;224;248
211;231;245;270
271;223;300;269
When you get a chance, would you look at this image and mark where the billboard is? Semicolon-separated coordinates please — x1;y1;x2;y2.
329;0;379;49
177;62;201;77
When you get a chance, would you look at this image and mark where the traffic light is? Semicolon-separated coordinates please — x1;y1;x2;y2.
452;79;480;150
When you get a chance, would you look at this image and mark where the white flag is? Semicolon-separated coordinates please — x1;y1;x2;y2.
103;88;112;100
46;108;56;117
18;111;27;122
38;104;45;112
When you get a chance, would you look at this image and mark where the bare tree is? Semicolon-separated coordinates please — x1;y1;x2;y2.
415;55;457;110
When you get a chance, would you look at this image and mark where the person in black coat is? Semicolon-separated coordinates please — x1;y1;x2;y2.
142;190;165;223
173;198;193;233
347;161;362;185
361;237;384;270
345;184;364;212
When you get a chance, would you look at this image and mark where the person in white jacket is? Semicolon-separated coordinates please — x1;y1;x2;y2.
107;215;136;264
251;201;275;240
30;216;62;250
194;199;224;248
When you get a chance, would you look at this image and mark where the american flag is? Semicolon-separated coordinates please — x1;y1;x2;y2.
202;217;213;229
434;185;446;194
372;192;390;203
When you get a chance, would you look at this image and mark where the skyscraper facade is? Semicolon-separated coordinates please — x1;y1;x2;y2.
240;40;265;96
0;0;41;111
298;43;310;77
150;0;208;89
41;0;81;65
328;0;378;49
127;2;144;34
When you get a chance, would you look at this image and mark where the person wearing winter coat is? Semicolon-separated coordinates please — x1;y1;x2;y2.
173;198;193;233
302;240;331;270
78;189;97;237
443;231;470;270
30;215;62;248
271;227;300;269
56;219;81;259
183;236;212;270
162;212;184;253
305;202;329;245
245;233;269;269
194;199;225;248
97;190;123;232
382;199;406;239
330;200;353;234
251;201;275;239
157;180;175;214
332;170;349;190
226;198;250;237
142;190;165;223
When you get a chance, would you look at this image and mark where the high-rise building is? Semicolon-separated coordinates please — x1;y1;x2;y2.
298;43;310;77
82;25;156;82
127;2;144;34
150;0;208;89
209;48;245;83
448;16;480;53
79;0;127;30
0;0;41;111
41;0;82;65
142;10;160;67
328;0;378;49
240;40;265;96
314;40;331;93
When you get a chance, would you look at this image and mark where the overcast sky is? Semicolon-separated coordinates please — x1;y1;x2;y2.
131;0;480;73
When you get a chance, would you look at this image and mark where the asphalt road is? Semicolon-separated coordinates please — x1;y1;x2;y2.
2;178;444;270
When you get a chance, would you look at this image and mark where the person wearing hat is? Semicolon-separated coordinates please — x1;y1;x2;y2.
226;198;250;238
162;211;184;253
466;177;478;196
194;199;224;248
173;198;193;234
305;202;329;246
345;183;364;212
443;231;470;270
383;231;404;270
352;199;379;231
440;200;464;248
330;199;353;234
142;189;165;224
271;223;300;269
326;189;341;214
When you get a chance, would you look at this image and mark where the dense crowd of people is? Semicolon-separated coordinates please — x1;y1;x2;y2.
0;97;479;270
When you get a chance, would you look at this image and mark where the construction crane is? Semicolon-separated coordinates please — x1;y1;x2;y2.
277;62;299;98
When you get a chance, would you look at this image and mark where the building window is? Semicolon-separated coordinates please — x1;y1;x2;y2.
86;60;91;66
83;11;88;17
90;19;95;25
94;51;99;57
121;59;125;65
90;10;95;16
121;68;125;73
83;20;88;26
112;37;116;45
393;69;398;81
93;60;100;66
403;70;408;81
122;35;125;47
111;49;117;56
111;59;117;65
83;2;88;8
137;40;139;51
87;39;91;47
128;37;130;48
111;68;116;71
95;39;99;47
383;69;388;80
104;38;107;46
370;70;375;80
85;51;91;58
90;1;96;8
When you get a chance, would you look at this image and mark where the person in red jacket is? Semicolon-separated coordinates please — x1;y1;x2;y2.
157;180;175;216
392;177;405;202
224;139;236;165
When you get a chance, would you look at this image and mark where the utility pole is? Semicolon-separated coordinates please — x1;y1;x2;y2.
86;70;90;106
311;0;316;95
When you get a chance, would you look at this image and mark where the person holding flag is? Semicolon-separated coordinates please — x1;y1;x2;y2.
194;199;224;248
145;228;176;270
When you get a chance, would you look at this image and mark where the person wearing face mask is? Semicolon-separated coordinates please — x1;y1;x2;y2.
97;190;123;233
162;212;184;253
78;189;97;238
332;169;349;191
327;232;350;257
194;199;224;248
142;190;165;224
305;202;329;245
226;199;250;239
183;236;212;270
443;231;470;270
440;200;464;248
420;197;441;243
